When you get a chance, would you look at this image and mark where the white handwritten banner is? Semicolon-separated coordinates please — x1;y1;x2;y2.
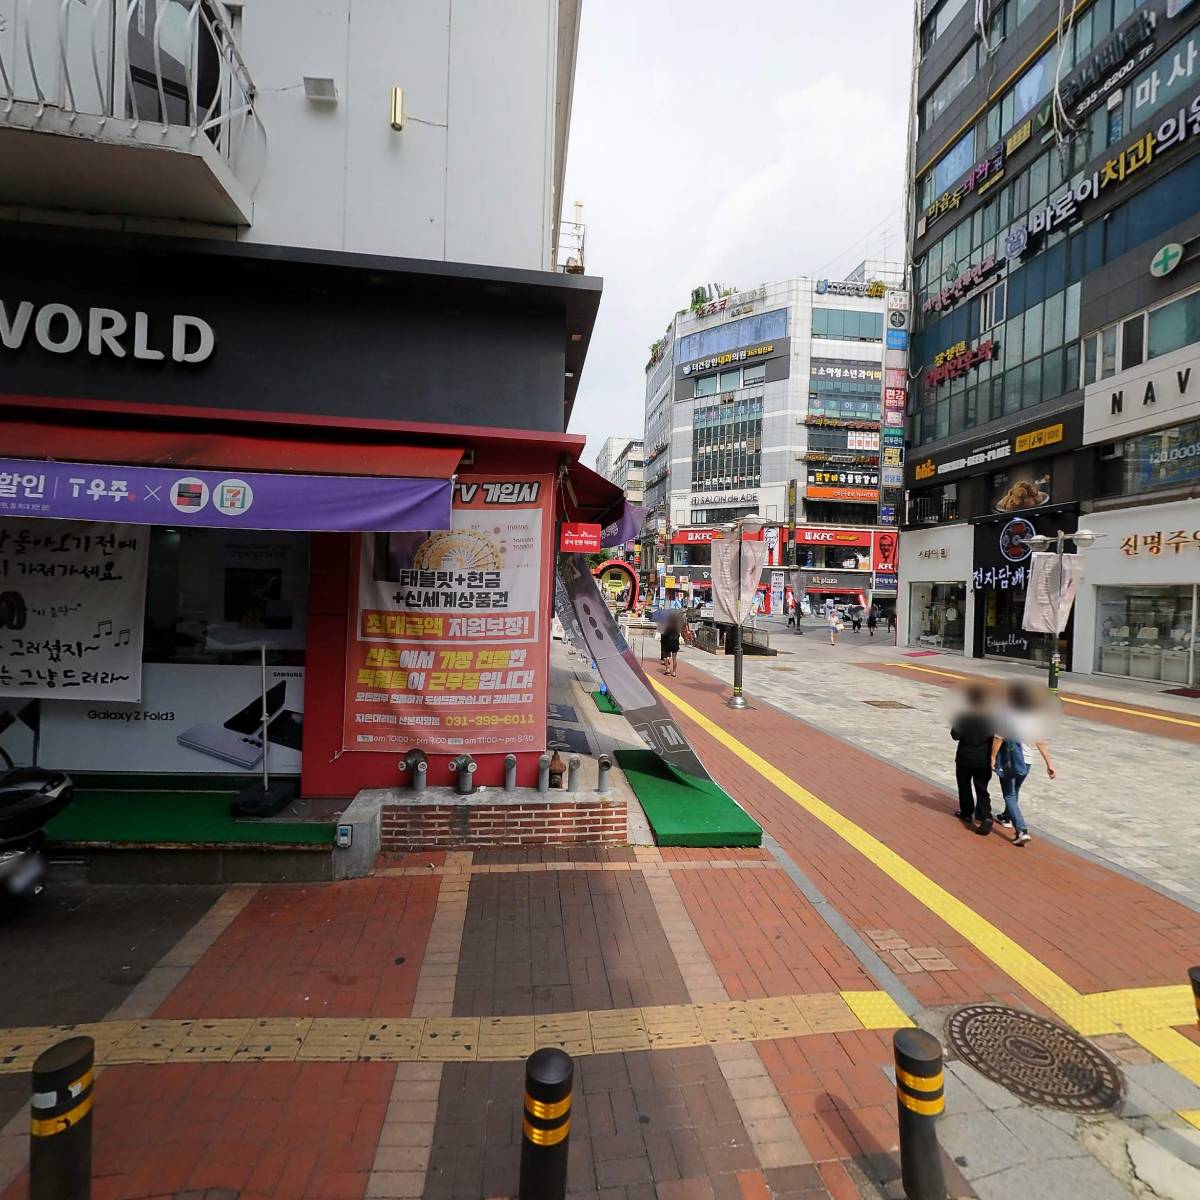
0;520;149;701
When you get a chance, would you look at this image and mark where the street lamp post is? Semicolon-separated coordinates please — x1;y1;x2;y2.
725;516;764;709
1027;528;1101;693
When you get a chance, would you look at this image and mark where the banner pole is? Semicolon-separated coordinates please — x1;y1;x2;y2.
260;642;269;793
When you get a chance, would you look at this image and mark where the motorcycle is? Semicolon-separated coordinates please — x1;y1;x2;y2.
0;767;74;908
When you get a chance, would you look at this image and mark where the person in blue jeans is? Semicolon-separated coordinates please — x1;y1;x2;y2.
990;681;1057;847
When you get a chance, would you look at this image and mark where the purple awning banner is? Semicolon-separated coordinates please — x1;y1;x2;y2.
0;458;452;533
600;503;646;549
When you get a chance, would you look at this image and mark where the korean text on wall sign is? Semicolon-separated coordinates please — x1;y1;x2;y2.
922;255;1005;315
1059;7;1156;120
1012;93;1200;250
925;143;1005;228
918;548;948;559
972;563;1028;590
811;362;883;382
682;343;775;375
1013;423;1064;454
815;280;887;298
925;339;999;389
1133;29;1199;123
1121;530;1200;555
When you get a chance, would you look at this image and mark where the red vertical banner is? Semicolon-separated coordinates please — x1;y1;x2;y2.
342;475;553;755
872;529;899;573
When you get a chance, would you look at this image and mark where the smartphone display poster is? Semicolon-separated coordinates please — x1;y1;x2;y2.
343;476;553;755
0;518;149;701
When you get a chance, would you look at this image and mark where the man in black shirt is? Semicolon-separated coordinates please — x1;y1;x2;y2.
951;683;994;834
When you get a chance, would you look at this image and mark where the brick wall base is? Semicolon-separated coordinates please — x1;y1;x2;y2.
380;799;627;850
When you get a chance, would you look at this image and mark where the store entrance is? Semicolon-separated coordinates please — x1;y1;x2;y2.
978;586;1071;668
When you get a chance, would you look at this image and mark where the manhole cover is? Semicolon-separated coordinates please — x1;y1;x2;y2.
946;1005;1123;1112
862;699;913;709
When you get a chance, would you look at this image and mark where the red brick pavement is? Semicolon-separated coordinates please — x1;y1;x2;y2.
672;867;875;997
663;662;1200;1003
862;660;1200;744
156;875;439;1019
1;1061;393;1200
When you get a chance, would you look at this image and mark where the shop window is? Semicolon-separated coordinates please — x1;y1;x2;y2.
909;582;966;652
1122;313;1145;371
1112;417;1200;497
143;529;309;667
1095;585;1197;685
1101;324;1118;379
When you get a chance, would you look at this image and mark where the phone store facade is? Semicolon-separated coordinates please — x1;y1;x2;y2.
0;226;609;795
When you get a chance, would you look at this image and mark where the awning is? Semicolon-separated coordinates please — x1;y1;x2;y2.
0;456;452;533
562;461;644;548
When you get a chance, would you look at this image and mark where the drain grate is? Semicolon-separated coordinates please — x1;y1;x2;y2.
946;1004;1123;1112
862;700;914;709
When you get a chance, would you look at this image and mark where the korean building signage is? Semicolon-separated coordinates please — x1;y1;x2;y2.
922;255;1004;315
693;285;767;319
1006;118;1032;156
1083;346;1199;444
681;342;775;375
1133;27;1199;124
924;338;999;389
810;359;883;383
884;387;908;410
1059;7;1156;121
1120;525;1200;556
800;569;869;590
883;447;903;466
815;279;887;298
806;467;880;503
924;143;1005;229
917;547;948;560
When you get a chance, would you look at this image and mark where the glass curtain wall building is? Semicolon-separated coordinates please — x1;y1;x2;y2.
901;0;1200;681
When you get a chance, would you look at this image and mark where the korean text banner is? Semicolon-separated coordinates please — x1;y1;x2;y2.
0;458;451;534
0;519;149;701
343;476;552;755
555;557;716;786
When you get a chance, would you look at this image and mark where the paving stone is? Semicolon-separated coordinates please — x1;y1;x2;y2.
993;1107;1090;1160
935;1110;1027;1180
945;1062;1022;1111
1122;1064;1200;1114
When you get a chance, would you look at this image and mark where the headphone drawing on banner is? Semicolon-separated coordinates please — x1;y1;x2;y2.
0;592;27;631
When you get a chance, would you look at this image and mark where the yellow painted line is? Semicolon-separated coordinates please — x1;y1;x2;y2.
652;678;1200;1088
889;662;1200;730
1180;1110;1200;1132
0;989;904;1074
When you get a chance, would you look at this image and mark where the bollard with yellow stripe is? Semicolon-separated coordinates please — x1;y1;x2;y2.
893;1028;946;1200
519;1047;573;1200
30;1035;94;1200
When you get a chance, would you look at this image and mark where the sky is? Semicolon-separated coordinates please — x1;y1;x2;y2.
563;0;916;467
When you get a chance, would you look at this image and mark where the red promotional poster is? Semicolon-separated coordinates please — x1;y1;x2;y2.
342;475;553;755
872;529;899;573
559;522;602;553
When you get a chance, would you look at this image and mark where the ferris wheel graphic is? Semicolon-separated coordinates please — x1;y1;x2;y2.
411;529;503;571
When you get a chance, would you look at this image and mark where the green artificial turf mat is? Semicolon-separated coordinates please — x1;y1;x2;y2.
45;791;334;847
614;749;762;847
591;689;622;715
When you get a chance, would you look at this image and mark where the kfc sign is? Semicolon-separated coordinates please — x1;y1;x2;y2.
796;528;872;547
671;528;725;545
872;530;899;573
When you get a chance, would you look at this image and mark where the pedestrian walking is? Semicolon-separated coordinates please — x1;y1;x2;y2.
991;681;1056;847
827;606;841;646
867;605;878;637
851;606;863;633
785;593;796;628
951;683;995;834
660;611;683;677
886;609;896;635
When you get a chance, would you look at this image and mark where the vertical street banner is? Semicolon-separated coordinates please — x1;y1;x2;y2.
0;519;149;701
711;538;769;625
343;476;553;755
555;556;717;785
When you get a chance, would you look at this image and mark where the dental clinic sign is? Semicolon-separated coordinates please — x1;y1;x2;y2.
0;299;215;364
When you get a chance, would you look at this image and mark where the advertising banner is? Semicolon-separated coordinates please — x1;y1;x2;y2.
872;531;899;574
560;523;602;553
711;538;769;625
0;519;149;701
38;663;304;773
1022;553;1087;634
343;476;552;756
554;558;716;784
0;457;451;534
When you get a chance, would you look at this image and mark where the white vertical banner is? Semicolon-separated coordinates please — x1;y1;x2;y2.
1022;552;1086;634
712;538;770;625
0;520;149;701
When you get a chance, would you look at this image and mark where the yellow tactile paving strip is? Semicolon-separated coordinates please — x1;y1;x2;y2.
0;990;912;1074
653;678;1200;1096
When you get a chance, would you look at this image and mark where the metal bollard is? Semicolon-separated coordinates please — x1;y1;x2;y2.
566;757;581;792
504;754;518;793
519;1047;573;1200
1190;966;1200;1031
30;1035;94;1200
893;1028;946;1200
537;754;551;793
596;754;611;795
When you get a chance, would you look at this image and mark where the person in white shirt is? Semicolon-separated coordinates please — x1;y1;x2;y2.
990;681;1056;847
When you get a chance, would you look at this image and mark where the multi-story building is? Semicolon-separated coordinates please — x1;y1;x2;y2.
0;0;620;813
641;270;903;611
610;439;646;505
900;0;1200;690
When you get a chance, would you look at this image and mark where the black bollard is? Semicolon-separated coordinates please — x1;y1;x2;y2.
519;1047;573;1200
30;1035;94;1200
893;1028;946;1200
1190;966;1200;1031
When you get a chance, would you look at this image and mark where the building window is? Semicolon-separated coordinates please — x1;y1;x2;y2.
811;309;883;341
909;582;966;652
1148;289;1200;362
920;0;970;55
921;44;978;133
1122;313;1145;371
1101;418;1200;498
980;280;1007;332
675;308;787;366
1095;585;1198;685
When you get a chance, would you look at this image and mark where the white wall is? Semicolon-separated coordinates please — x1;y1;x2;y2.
239;0;558;269
896;524;975;652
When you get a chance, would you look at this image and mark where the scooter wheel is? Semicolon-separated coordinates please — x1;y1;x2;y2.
0;591;26;631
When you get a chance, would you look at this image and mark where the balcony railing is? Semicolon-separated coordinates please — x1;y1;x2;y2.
0;0;265;221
